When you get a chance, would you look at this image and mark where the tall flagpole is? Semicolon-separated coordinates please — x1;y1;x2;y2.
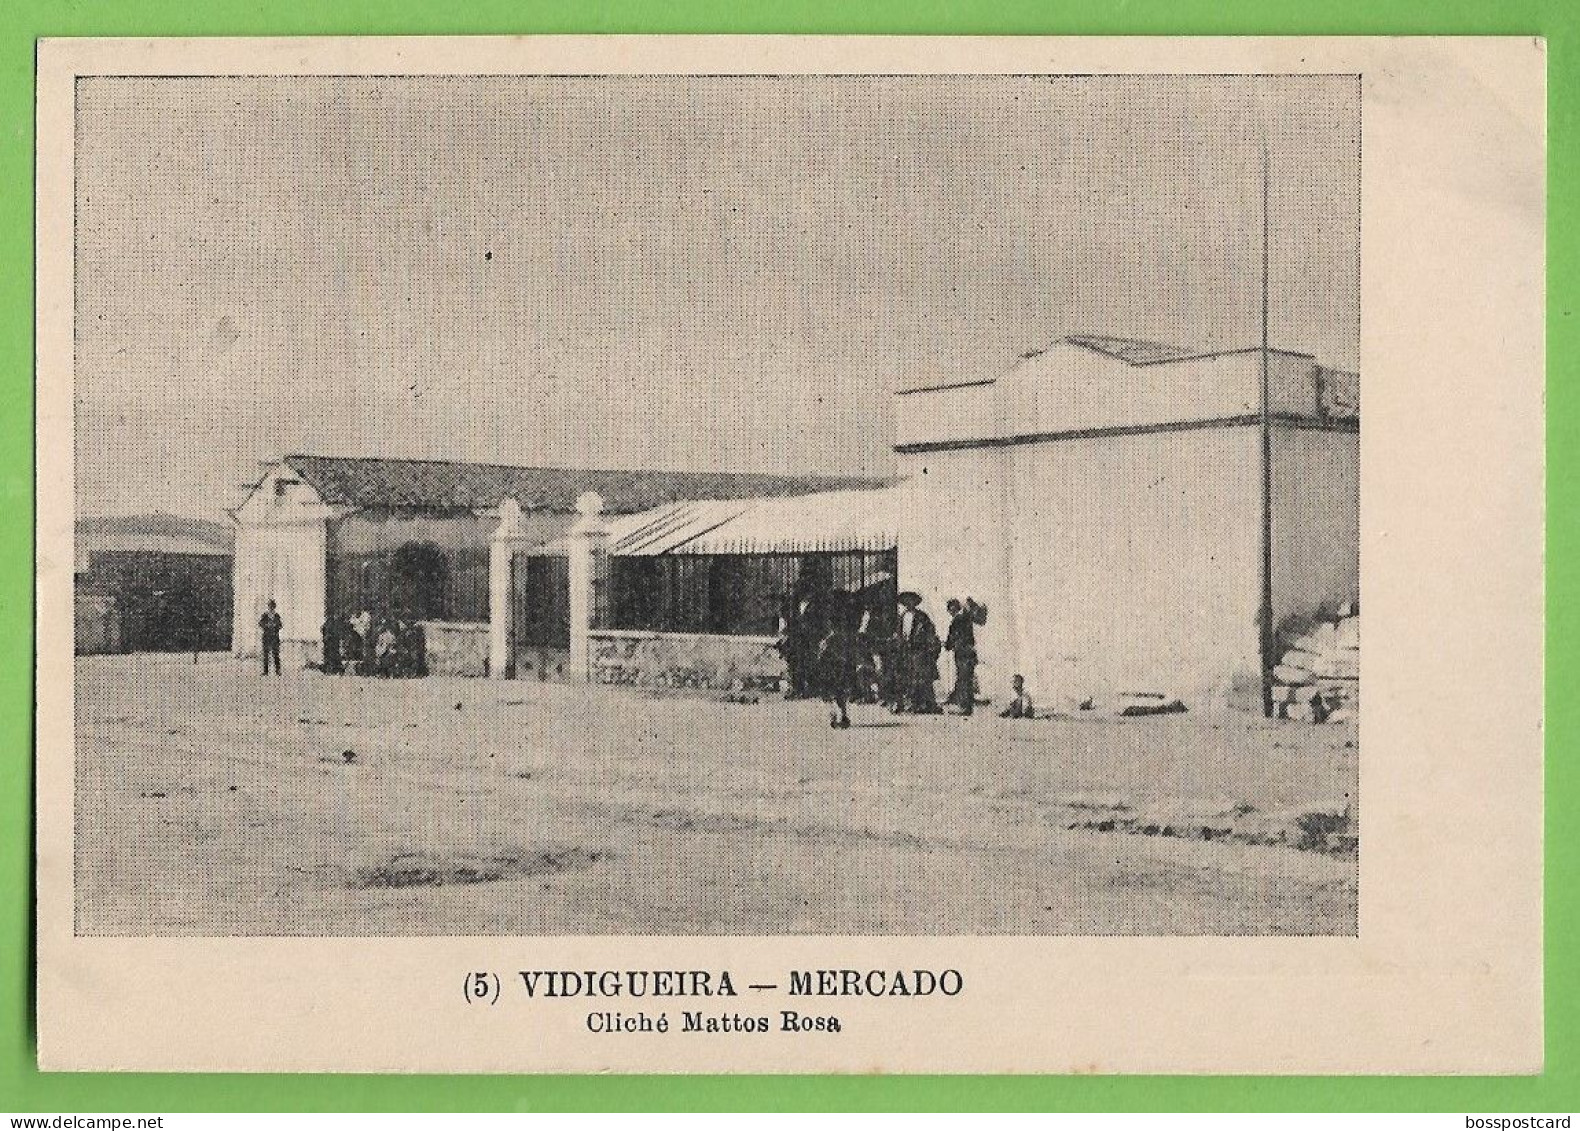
1258;128;1276;718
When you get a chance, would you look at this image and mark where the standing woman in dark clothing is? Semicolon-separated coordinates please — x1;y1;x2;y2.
815;590;860;729
785;583;827;699
407;618;428;677
321;615;343;674
341;614;364;676
773;593;801;698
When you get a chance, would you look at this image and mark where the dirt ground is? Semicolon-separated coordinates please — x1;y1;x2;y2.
72;654;1358;936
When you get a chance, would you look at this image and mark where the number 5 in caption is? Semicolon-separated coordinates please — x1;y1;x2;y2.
464;971;502;1005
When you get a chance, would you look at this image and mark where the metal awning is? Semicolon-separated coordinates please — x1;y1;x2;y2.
608;500;758;555
609;488;899;556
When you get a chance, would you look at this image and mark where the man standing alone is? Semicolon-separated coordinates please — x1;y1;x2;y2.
259;599;284;676
944;598;978;716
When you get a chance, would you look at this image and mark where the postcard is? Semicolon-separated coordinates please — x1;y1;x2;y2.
35;35;1544;1073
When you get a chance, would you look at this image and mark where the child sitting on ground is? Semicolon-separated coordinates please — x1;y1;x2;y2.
999;674;1034;719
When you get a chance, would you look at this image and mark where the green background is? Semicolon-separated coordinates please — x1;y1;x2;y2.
2;0;1571;1113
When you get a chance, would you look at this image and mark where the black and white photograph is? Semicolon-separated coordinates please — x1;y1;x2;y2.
68;69;1364;939
34;33;1548;1078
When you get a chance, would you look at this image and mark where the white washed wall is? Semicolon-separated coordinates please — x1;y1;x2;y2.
231;463;332;659
898;426;1265;711
231;521;326;660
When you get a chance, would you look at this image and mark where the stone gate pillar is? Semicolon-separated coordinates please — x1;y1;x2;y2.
488;498;532;679
567;491;610;683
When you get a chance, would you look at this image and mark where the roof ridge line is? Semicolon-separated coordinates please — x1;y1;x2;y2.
1056;336;1320;367
282;452;888;483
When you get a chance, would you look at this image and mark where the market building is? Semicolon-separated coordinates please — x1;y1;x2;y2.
891;334;1358;710
531;334;1358;711
230;333;1357;712
569;487;900;692
228;454;882;673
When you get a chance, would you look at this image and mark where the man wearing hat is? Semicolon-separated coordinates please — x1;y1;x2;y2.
893;591;942;714
944;598;978;716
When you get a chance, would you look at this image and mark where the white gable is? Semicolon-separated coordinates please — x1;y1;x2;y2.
235;461;334;526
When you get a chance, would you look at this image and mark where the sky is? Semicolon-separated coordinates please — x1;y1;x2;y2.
74;74;1360;520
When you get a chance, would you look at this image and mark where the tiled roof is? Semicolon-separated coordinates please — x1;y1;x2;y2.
281;455;888;516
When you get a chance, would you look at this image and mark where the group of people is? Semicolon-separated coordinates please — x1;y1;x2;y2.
778;587;1028;728
253;600;428;678
261;586;1035;720
895;592;990;718
321;609;427;678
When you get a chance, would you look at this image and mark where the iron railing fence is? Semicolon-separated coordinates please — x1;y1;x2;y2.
607;541;897;637
327;546;490;624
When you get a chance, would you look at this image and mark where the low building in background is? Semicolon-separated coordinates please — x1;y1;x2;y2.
74;514;234;655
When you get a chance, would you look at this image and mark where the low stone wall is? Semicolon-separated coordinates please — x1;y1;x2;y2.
588;630;785;693
422;620;489;677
